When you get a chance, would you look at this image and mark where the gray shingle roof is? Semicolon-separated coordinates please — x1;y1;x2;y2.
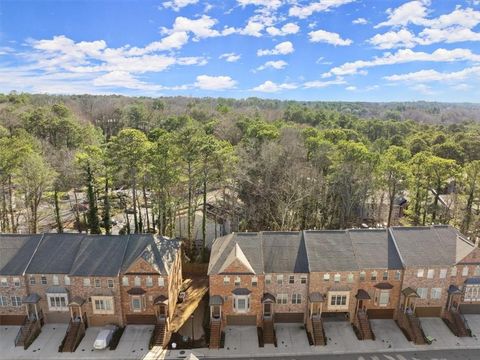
389;225;474;267
349;229;403;270
0;234;43;275
70;235;129;276
262;231;308;273
26;233;85;274
304;230;358;272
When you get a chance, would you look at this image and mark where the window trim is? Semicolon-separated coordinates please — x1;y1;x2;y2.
47;293;68;311
233;294;250;313
328;291;349;310
92;296;114;315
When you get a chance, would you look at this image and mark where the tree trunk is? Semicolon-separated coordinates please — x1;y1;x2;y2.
143;184;150;232
73;189;82;233
387;183;396;228
202;176;207;261
132;169;138;233
103;177;111;235
54;188;63;233
187;162;193;253
8;175;16;233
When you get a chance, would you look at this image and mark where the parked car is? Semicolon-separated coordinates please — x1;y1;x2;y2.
93;325;118;350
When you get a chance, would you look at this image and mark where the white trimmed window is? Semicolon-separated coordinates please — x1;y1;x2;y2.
131;296;143;311
378;290;390;307
475;266;480;276
328;292;349;310
383;271;389;281
289;275;295;284
276;293;288;304
431;288;442;300
47;294;68;311
233;295;250;313
0;278;7;287
359;271;366;281
371;271;377;281
265;275;272;285
52;275;59;286
122;276;129;286
95;278;101;288
223;276;230;285
234;277;241;286
427;269;435;279
146;277;153;287
439;269;447;279
292;293;302;304
463;266;469;277
11;296;22;307
334;273;341;283
347;273;354;283
134;276;141;286
29;276;36;285
417;269;424;278
251;277;258;287
323;273;330;282
83;278;91;287
451;266;457;277
300;275;307;284
92;296;114;314
64;276;71;285
107;279;114;288
158;277;165;287
0;296;7;306
417;288;428;299
395;270;401;281
465;285;480;302
41;275;47;285
13;277;20;287
277;275;283;285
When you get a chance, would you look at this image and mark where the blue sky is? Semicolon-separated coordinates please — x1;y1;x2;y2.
1;0;480;101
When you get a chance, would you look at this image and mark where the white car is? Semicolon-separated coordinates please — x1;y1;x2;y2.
93;326;117;350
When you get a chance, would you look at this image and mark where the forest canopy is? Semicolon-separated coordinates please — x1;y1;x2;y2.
1;92;480;259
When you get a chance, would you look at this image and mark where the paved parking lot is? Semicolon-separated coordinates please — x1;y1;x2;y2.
275;323;310;352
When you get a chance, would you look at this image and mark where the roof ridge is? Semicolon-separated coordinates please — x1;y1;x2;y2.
346;229;361;271
22;233;46;276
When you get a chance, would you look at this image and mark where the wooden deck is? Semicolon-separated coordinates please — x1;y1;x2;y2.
169;277;209;333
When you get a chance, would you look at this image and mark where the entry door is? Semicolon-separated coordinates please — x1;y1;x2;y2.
158;305;167;319
212;305;221;319
264;303;272;317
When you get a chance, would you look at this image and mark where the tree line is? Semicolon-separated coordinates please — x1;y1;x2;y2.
1;92;480;260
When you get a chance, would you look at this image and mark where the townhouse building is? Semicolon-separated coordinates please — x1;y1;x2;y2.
208;225;480;348
0;233;182;350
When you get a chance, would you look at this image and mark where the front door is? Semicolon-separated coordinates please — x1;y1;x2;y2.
264;303;272;318
212;305;221;319
157;304;167;320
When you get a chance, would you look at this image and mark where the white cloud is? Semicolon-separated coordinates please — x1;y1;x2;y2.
289;0;355;19
375;0;430;28
194;75;237;90
256;60;288;70
239;20;265;37
237;0;282;9
252;80;297;92
161;15;235;41
324;48;480;77
219;52;241;62
353;17;367;25
309;29;352;46
452;83;472;91
346;85;356;91
163;0;198;11
369;29;417;49
266;23;300;36
257;41;294;56
303;78;346;88
94;71;161;90
384;66;480;83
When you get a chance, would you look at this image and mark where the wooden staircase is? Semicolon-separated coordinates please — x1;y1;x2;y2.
263;318;275;345
407;313;427;345
152;321;168;348
311;316;326;346
209;318;222;349
60;321;85;352
15;316;41;349
444;309;471;337
357;310;374;340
